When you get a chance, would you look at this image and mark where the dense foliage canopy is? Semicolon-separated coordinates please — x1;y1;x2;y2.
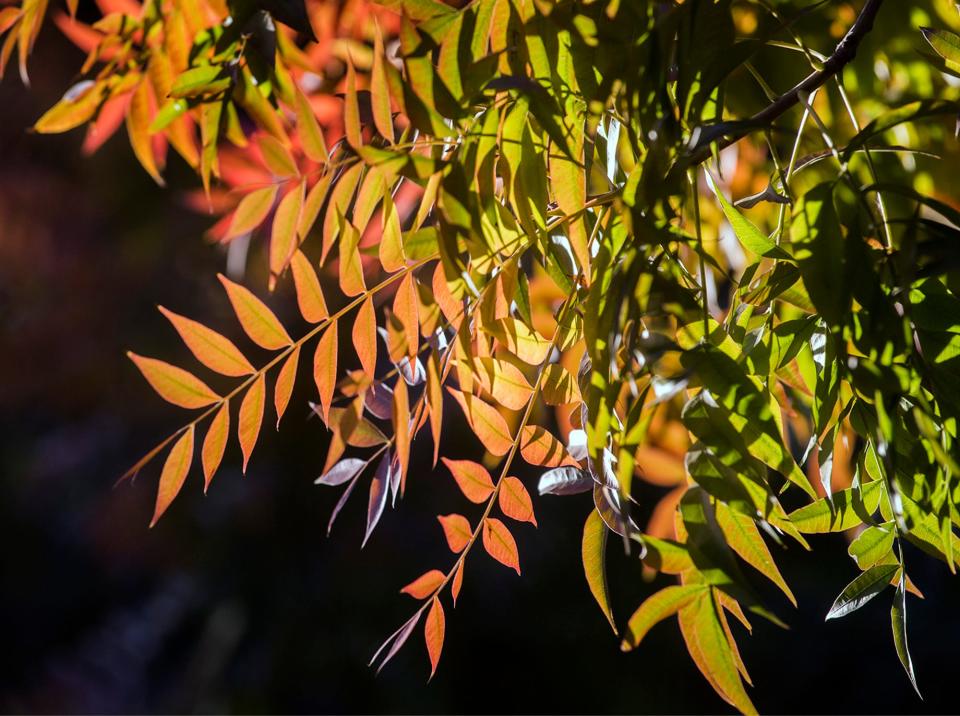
8;0;960;711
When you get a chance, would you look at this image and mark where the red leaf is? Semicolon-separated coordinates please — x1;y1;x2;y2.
438;513;471;553
441;457;495;503
482;517;521;574
498;476;537;526
401;569;445;599
424;597;445;679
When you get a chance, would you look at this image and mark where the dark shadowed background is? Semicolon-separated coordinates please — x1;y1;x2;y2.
3;22;960;716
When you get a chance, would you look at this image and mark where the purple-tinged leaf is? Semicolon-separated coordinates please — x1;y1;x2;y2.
363;456;391;547
316;458;366;486
538;466;593;496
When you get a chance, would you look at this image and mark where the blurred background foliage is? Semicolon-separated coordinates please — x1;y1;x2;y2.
5;0;960;713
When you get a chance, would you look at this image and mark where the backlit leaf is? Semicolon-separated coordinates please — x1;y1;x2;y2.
294;85;328;163
202;402;229;492
826;564;899;620
442;457;495;503
274;346;299;428
269;179;305;283
371;24;395;143
128;352;220;409
482;517;521;575
520;426;579;468
259;134;299;177
715;502;795;606
892;574;921;697
394;376;411;485
290;250;328;323
364;455;391;547
238;373;265;473
314;322;337;422
499;477;537;526
218;274;292;350
583;509;616;634
621;584;707;651
401;569;445;599
447;388;513;456
424;596;445;679
226;185;279;240
316;457;366;486
159;306;255;377
438;513;471;553
150;425;194;527
393;274;420;360
353;297;378;379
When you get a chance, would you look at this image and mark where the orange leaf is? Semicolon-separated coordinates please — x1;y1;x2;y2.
127;78;163;185
238;373;265;473
159;306;255;377
289;249;328;323
441;457;495;503
258;134;299;177
344;57;362;149
451;561;464;606
498;476;537;526
393;274;420;360
150;425;194;527
202;402;229;492
226;185;279;240
401;569;444;599
432;261;462;325
294;84;328;163
447;388;513;456
394;377;411;487
338;216;366;296
353;297;378;379
314;322;337;422
321;163;362;264
520;425;579;467
426;354;443;466
482;517;521;575
298;172;332;241
219;273;292;350
424;596;445;679
371;24;395;143
380;188;405;272
438;513;471;553
269;179;305;284
475;357;533;411
274;346;299;429
128;352;220;409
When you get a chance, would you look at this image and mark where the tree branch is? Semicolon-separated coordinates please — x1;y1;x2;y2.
682;0;885;170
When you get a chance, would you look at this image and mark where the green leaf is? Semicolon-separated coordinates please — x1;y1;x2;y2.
788;480;883;533
621;584;707;652
842;100;958;160
582;510;617;634
170;65;230;98
848;523;896;569
826;564;898;620
705;172;791;260
891;573;922;697
715;502;796;606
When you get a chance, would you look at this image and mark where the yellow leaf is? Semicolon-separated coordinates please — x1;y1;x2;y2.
128;352;220;409
488;318;552;365
321;162;363;264
289;249;328;323
258;134;299;177
269;179;305;284
447;388;513;456
294;84;328;163
371;24;395;143
344;57;362;149
621;584;706;651
474;357;533;411
583;510;617;633
298;173;332;241
34;79;106;133
274;346;300;428
426;354;443;466
380;187;406;272
520;425;578;467
159;306;255;377
218;273;292;350
393;274;419;359
238;373;265;473
226;185;279;240
338;216;366;296
150;425;194;527
541;363;581;405
202;402;230;492
394;377;411;487
715;502;796;606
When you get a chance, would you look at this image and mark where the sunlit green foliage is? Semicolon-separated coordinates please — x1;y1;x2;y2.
9;0;960;711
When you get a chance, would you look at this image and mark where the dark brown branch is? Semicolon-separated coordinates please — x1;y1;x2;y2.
680;0;885;171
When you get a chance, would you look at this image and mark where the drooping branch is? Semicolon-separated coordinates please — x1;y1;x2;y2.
682;0;885;170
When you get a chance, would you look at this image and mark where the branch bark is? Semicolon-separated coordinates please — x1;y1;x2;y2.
681;0;885;170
